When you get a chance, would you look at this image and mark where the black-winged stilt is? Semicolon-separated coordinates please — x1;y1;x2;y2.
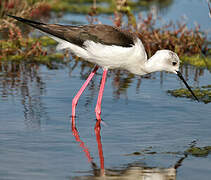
7;15;199;121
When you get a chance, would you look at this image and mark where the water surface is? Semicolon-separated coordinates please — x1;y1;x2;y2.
1;0;211;179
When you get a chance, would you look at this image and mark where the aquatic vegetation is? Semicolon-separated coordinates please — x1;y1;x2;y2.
0;31;64;65
125;144;211;158
185;146;211;157
1;36;62;58
0;0;55;63
167;86;211;104
181;55;211;69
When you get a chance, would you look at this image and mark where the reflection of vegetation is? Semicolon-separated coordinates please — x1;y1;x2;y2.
111;70;135;99
167;85;211;104
0;60;68;99
0;62;49;129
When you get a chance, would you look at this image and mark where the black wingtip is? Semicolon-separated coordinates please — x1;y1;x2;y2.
6;14;26;22
6;14;45;26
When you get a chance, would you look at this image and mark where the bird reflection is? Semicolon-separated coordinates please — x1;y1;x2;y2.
71;116;104;176
71;116;188;180
94;120;105;176
71;116;94;164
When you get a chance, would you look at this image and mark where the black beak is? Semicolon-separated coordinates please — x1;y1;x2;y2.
176;71;199;102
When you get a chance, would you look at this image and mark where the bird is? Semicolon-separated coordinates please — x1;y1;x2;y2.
7;15;199;121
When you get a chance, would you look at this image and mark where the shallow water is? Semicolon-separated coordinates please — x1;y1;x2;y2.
1;0;211;179
1;61;211;180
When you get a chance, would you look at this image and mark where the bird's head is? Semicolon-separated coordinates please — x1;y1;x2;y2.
154;50;180;74
149;50;199;102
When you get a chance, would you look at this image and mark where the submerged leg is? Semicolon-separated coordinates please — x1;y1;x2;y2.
72;66;99;117
95;69;108;121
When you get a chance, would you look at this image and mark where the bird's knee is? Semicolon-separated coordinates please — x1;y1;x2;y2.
72;97;78;107
95;106;101;115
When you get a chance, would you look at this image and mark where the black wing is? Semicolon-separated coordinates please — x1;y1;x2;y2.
7;15;135;48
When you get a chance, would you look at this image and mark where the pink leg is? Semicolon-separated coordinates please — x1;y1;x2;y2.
72;66;99;118
95;69;108;121
95;121;105;176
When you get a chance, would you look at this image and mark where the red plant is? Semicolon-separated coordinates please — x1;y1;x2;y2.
31;3;51;18
136;13;207;57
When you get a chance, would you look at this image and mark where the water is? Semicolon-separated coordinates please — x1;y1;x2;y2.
1;0;211;179
1;61;211;179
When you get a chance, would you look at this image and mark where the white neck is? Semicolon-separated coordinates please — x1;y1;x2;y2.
143;53;163;74
129;53;163;75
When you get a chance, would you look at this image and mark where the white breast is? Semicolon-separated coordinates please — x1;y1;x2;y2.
83;38;147;70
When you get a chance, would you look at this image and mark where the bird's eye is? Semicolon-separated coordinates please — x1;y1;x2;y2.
172;62;177;66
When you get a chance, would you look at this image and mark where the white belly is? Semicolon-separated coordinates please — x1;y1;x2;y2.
50;35;148;74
